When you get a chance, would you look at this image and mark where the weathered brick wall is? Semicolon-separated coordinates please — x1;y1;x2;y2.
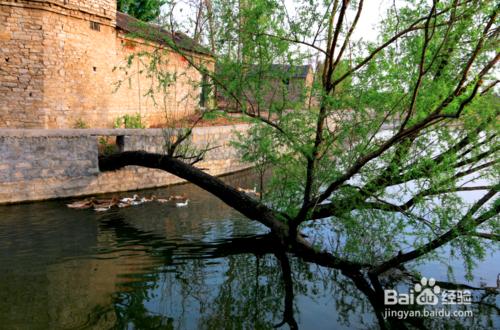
110;37;212;128
0;125;251;204
0;0;212;129
0;3;45;127
17;0;117;19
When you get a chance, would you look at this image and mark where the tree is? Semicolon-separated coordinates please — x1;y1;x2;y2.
117;0;165;22
102;0;499;294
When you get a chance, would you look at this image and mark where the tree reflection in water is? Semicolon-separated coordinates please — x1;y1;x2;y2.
95;216;498;330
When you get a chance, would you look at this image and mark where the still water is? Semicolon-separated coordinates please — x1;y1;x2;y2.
0;170;498;329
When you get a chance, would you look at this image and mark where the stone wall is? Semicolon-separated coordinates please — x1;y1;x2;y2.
0;0;213;129
0;124;251;204
110;36;212;129
0;3;46;127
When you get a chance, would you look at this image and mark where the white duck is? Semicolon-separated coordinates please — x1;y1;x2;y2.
120;194;139;203
130;199;143;206
237;186;258;194
140;195;156;203
175;199;189;207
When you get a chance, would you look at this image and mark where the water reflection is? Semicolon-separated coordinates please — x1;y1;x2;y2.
0;170;498;329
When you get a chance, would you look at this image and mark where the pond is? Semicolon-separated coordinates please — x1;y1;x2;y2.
0;170;498;329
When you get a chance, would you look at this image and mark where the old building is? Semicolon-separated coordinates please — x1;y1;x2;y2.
0;0;214;128
217;64;316;112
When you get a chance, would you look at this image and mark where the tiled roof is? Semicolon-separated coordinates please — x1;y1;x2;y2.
116;12;212;56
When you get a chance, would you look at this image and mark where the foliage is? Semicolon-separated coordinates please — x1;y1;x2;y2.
107;0;499;284
113;113;146;129
73;118;88;129
117;0;165;22
98;137;118;156
212;0;499;276
113;43;216;165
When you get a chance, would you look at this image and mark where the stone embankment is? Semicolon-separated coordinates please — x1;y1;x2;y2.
0;125;250;204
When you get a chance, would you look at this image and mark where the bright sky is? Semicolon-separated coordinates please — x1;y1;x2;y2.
162;0;395;63
161;1;498;88
350;0;392;42
164;0;393;39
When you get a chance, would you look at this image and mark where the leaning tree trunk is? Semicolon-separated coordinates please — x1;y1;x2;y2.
99;151;291;242
99;150;368;272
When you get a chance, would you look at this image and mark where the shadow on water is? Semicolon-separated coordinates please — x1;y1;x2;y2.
0;170;498;329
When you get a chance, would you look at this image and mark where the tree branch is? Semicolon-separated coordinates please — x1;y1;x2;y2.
331;0;476;88
371;189;499;275
256;32;327;55
469;232;500;241
99;151;290;239
399;0;437;131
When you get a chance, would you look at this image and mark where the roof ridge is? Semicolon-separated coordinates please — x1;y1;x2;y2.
115;11;212;57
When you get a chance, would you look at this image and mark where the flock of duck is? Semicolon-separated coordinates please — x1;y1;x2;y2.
66;194;189;212
66;186;260;213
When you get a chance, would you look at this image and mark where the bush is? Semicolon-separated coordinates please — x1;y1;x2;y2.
113;113;145;129
98;137;117;155
73;118;88;128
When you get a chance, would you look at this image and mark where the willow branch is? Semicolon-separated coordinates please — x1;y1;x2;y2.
331;0;475;88
331;0;364;71
256;32;327;55
399;0;437;131
469;232;500;241
371;189;498;275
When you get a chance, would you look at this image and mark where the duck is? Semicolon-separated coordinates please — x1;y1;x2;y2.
140;195;156;203
130;199;143;206
117;194;143;206
92;196;120;212
237;186;258;195
118;202;131;208
67;198;95;209
169;194;187;201
175;199;189;207
120;194;139;203
94;196;120;205
156;197;170;203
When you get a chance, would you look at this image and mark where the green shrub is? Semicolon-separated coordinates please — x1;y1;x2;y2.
113;113;145;129
98;137;117;155
73;118;88;129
